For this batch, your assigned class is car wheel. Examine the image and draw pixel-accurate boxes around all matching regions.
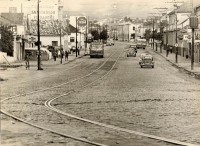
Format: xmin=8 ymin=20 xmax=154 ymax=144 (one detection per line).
xmin=152 ymin=65 xmax=154 ymax=68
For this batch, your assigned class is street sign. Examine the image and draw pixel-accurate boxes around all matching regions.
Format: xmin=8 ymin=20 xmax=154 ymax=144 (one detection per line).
xmin=77 ymin=17 xmax=87 ymax=27
xmin=175 ymin=43 xmax=178 ymax=47
xmin=190 ymin=14 xmax=198 ymax=29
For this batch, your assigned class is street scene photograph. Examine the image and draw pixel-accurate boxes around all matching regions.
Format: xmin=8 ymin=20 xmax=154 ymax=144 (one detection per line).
xmin=0 ymin=0 xmax=200 ymax=145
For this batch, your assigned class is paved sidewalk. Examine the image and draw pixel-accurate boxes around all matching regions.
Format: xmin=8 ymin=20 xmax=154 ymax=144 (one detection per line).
xmin=0 ymin=50 xmax=85 ymax=81
xmin=149 ymin=46 xmax=200 ymax=79
xmin=0 ymin=50 xmax=85 ymax=69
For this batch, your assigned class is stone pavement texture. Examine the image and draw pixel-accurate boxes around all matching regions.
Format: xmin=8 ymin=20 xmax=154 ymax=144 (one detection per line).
xmin=150 ymin=46 xmax=200 ymax=79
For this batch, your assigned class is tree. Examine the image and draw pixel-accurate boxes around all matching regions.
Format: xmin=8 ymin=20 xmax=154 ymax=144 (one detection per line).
xmin=91 ymin=30 xmax=100 ymax=40
xmin=100 ymin=30 xmax=108 ymax=40
xmin=0 ymin=25 xmax=14 ymax=56
xmin=143 ymin=29 xmax=152 ymax=41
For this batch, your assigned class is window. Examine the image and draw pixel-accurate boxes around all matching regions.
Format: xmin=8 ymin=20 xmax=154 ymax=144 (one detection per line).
xmin=52 ymin=41 xmax=58 ymax=46
xmin=133 ymin=27 xmax=135 ymax=30
xmin=131 ymin=33 xmax=135 ymax=39
xmin=70 ymin=37 xmax=75 ymax=42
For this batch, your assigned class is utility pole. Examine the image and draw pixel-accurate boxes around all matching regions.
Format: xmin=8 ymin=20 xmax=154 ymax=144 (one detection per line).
xmin=60 ymin=21 xmax=62 ymax=64
xmin=76 ymin=17 xmax=78 ymax=57
xmin=189 ymin=3 xmax=198 ymax=70
xmin=37 ymin=0 xmax=42 ymax=70
xmin=152 ymin=18 xmax=155 ymax=50
xmin=127 ymin=24 xmax=130 ymax=42
xmin=85 ymin=16 xmax=88 ymax=49
xmin=175 ymin=13 xmax=178 ymax=63
xmin=122 ymin=25 xmax=123 ymax=41
xmin=166 ymin=17 xmax=169 ymax=57
xmin=149 ymin=13 xmax=159 ymax=50
xmin=154 ymin=8 xmax=168 ymax=53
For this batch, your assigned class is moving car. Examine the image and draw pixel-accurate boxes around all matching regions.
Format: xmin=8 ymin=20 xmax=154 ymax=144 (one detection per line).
xmin=129 ymin=44 xmax=137 ymax=53
xmin=90 ymin=42 xmax=104 ymax=58
xmin=136 ymin=39 xmax=146 ymax=49
xmin=127 ymin=44 xmax=137 ymax=57
xmin=139 ymin=53 xmax=154 ymax=68
xmin=127 ymin=49 xmax=136 ymax=57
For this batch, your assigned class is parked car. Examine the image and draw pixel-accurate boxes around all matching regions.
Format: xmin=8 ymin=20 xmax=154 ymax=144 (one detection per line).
xmin=90 ymin=42 xmax=104 ymax=58
xmin=139 ymin=53 xmax=154 ymax=68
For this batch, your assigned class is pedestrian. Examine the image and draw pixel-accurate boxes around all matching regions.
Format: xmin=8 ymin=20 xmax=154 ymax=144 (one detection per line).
xmin=65 ymin=50 xmax=69 ymax=61
xmin=170 ymin=47 xmax=173 ymax=53
xmin=25 ymin=53 xmax=30 ymax=70
xmin=53 ymin=48 xmax=57 ymax=61
xmin=60 ymin=48 xmax=64 ymax=64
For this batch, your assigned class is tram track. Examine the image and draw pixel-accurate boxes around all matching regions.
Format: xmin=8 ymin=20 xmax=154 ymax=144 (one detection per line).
xmin=1 ymin=47 xmax=117 ymax=99
xmin=1 ymin=43 xmax=199 ymax=146
xmin=1 ymin=46 xmax=123 ymax=146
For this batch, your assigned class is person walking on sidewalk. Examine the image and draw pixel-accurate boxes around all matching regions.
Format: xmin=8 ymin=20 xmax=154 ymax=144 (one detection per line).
xmin=60 ymin=48 xmax=64 ymax=64
xmin=65 ymin=50 xmax=69 ymax=61
xmin=25 ymin=53 xmax=30 ymax=70
xmin=53 ymin=48 xmax=57 ymax=61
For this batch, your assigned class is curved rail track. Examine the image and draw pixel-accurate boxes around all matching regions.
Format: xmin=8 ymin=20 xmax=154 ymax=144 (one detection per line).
xmin=1 ymin=47 xmax=123 ymax=146
xmin=1 ymin=44 xmax=199 ymax=146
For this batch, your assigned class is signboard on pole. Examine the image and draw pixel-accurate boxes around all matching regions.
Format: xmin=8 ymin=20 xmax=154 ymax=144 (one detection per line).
xmin=77 ymin=17 xmax=87 ymax=27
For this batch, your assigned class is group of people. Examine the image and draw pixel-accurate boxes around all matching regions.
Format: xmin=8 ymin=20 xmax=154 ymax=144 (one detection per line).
xmin=52 ymin=48 xmax=69 ymax=63
xmin=24 ymin=47 xmax=70 ymax=70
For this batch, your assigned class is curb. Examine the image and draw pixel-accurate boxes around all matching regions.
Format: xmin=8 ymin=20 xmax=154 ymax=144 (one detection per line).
xmin=0 ymin=53 xmax=85 ymax=69
xmin=152 ymin=49 xmax=200 ymax=80
xmin=0 ymin=64 xmax=23 ymax=68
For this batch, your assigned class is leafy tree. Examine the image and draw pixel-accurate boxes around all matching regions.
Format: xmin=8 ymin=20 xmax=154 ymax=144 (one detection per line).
xmin=144 ymin=29 xmax=152 ymax=41
xmin=100 ymin=30 xmax=108 ymax=40
xmin=91 ymin=30 xmax=100 ymax=40
xmin=0 ymin=25 xmax=14 ymax=56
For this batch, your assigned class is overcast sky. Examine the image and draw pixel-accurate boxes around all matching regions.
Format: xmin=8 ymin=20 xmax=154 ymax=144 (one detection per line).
xmin=62 ymin=0 xmax=198 ymax=18
xmin=0 ymin=0 xmax=199 ymax=19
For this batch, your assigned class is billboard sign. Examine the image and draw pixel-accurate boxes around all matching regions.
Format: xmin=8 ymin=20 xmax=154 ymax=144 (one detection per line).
xmin=77 ymin=17 xmax=87 ymax=27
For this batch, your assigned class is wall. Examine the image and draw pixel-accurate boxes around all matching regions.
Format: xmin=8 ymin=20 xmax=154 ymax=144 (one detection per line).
xmin=0 ymin=52 xmax=16 ymax=64
xmin=39 ymin=34 xmax=85 ymax=49
xmin=40 ymin=35 xmax=65 ymax=47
